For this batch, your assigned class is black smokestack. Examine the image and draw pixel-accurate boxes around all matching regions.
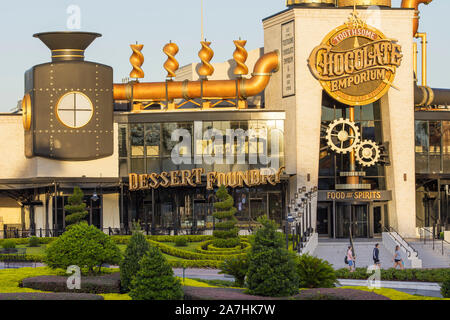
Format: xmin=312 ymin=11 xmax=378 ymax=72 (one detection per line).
xmin=33 ymin=31 xmax=101 ymax=62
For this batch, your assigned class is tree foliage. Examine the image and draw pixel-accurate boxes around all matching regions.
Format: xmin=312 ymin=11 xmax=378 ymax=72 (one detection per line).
xmin=45 ymin=222 xmax=122 ymax=274
xmin=296 ymin=254 xmax=338 ymax=289
xmin=120 ymin=225 xmax=151 ymax=292
xmin=129 ymin=245 xmax=183 ymax=300
xmin=64 ymin=187 xmax=88 ymax=225
xmin=246 ymin=216 xmax=299 ymax=297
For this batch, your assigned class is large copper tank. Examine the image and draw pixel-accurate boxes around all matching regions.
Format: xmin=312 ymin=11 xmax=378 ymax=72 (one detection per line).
xmin=337 ymin=0 xmax=391 ymax=7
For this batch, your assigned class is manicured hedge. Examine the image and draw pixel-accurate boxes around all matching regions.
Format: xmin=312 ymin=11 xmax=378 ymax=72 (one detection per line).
xmin=148 ymin=239 xmax=246 ymax=261
xmin=0 ymin=238 xmax=56 ymax=246
xmin=0 ymin=254 xmax=44 ymax=263
xmin=336 ymin=268 xmax=450 ymax=283
xmin=168 ymin=259 xmax=223 ymax=269
xmin=195 ymin=240 xmax=250 ymax=255
xmin=111 ymin=235 xmax=213 ymax=245
xmin=20 ymin=273 xmax=121 ymax=294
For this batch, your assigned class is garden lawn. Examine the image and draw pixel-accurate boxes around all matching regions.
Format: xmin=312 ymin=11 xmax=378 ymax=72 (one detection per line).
xmin=340 ymin=286 xmax=450 ymax=300
xmin=0 ymin=267 xmax=130 ymax=300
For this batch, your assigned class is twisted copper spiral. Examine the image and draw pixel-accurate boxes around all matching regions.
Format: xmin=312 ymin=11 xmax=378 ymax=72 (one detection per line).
xmin=233 ymin=40 xmax=248 ymax=76
xmin=198 ymin=41 xmax=214 ymax=77
xmin=163 ymin=42 xmax=179 ymax=78
xmin=129 ymin=44 xmax=145 ymax=79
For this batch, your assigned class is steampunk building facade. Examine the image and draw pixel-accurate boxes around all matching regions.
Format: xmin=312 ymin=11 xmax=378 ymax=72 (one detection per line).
xmin=0 ymin=0 xmax=448 ymax=239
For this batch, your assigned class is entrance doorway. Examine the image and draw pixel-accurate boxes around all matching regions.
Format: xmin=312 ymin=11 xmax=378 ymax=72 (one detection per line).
xmin=317 ymin=203 xmax=332 ymax=237
xmin=335 ymin=203 xmax=369 ymax=238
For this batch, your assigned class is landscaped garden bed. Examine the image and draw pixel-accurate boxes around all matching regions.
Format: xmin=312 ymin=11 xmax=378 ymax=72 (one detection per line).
xmin=21 ymin=272 xmax=121 ymax=294
xmin=0 ymin=292 xmax=104 ymax=300
xmin=182 ymin=286 xmax=390 ymax=300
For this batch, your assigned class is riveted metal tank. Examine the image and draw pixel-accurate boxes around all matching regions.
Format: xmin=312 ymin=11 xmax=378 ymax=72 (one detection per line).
xmin=286 ymin=0 xmax=335 ymax=7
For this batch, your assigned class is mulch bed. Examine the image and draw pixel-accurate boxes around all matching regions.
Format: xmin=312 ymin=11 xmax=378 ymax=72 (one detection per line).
xmin=183 ymin=287 xmax=390 ymax=300
xmin=0 ymin=293 xmax=103 ymax=300
xmin=21 ymin=272 xmax=121 ymax=294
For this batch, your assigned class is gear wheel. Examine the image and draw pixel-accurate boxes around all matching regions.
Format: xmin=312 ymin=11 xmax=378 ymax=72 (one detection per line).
xmin=325 ymin=118 xmax=361 ymax=154
xmin=355 ymin=140 xmax=381 ymax=167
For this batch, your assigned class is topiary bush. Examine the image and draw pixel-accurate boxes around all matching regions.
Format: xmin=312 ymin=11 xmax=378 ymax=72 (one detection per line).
xmin=45 ymin=222 xmax=122 ymax=274
xmin=174 ymin=236 xmax=188 ymax=247
xmin=246 ymin=216 xmax=299 ymax=297
xmin=441 ymin=277 xmax=450 ymax=298
xmin=64 ymin=187 xmax=88 ymax=225
xmin=28 ymin=236 xmax=40 ymax=248
xmin=296 ymin=254 xmax=338 ymax=289
xmin=212 ymin=185 xmax=239 ymax=248
xmin=120 ymin=227 xmax=151 ymax=293
xmin=219 ymin=255 xmax=248 ymax=287
xmin=129 ymin=245 xmax=184 ymax=300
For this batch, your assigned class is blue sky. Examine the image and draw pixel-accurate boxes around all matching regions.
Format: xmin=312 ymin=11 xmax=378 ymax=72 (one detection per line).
xmin=0 ymin=0 xmax=448 ymax=112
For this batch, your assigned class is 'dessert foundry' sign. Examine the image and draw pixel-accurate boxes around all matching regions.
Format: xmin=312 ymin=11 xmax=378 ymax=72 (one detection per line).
xmin=308 ymin=20 xmax=403 ymax=106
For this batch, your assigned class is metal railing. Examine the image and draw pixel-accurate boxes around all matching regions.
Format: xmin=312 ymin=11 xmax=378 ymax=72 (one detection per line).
xmin=419 ymin=226 xmax=450 ymax=256
xmin=384 ymin=226 xmax=419 ymax=258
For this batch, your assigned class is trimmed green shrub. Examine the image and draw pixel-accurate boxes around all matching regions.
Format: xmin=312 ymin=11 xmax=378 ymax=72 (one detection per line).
xmin=129 ymin=245 xmax=183 ymax=300
xmin=441 ymin=277 xmax=450 ymax=298
xmin=2 ymin=240 xmax=16 ymax=250
xmin=246 ymin=216 xmax=299 ymax=297
xmin=212 ymin=185 xmax=239 ymax=248
xmin=148 ymin=239 xmax=245 ymax=261
xmin=120 ymin=230 xmax=151 ymax=292
xmin=174 ymin=236 xmax=188 ymax=247
xmin=45 ymin=222 xmax=122 ymax=274
xmin=219 ymin=255 xmax=248 ymax=287
xmin=296 ymin=254 xmax=338 ymax=288
xmin=0 ymin=254 xmax=43 ymax=262
xmin=168 ymin=259 xmax=222 ymax=269
xmin=64 ymin=187 xmax=88 ymax=225
xmin=335 ymin=268 xmax=450 ymax=283
xmin=28 ymin=236 xmax=40 ymax=248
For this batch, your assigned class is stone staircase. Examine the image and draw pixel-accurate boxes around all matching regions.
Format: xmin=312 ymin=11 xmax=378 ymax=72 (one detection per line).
xmin=312 ymin=240 xmax=393 ymax=270
xmin=407 ymin=240 xmax=450 ymax=269
xmin=311 ymin=238 xmax=449 ymax=269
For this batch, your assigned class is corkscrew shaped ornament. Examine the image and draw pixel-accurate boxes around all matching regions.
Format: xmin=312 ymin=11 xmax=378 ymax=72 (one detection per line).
xmin=198 ymin=41 xmax=214 ymax=77
xmin=163 ymin=42 xmax=179 ymax=79
xmin=233 ymin=40 xmax=248 ymax=76
xmin=129 ymin=43 xmax=145 ymax=79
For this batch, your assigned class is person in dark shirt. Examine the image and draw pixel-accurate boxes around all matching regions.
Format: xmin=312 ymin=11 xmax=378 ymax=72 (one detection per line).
xmin=373 ymin=243 xmax=381 ymax=268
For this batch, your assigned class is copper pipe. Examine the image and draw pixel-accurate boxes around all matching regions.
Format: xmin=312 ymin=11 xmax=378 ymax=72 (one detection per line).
xmin=401 ymin=0 xmax=433 ymax=36
xmin=416 ymin=32 xmax=427 ymax=87
xmin=413 ymin=41 xmax=418 ymax=82
xmin=113 ymin=51 xmax=279 ymax=101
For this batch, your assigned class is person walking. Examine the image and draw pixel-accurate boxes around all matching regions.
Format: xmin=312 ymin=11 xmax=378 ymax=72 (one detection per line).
xmin=393 ymin=245 xmax=404 ymax=269
xmin=347 ymin=245 xmax=355 ymax=272
xmin=373 ymin=243 xmax=381 ymax=268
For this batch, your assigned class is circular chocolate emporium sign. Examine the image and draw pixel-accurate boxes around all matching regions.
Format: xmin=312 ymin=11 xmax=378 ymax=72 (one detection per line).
xmin=308 ymin=19 xmax=403 ymax=106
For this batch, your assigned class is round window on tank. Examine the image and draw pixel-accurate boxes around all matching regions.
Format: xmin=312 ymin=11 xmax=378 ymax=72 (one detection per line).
xmin=56 ymin=92 xmax=93 ymax=128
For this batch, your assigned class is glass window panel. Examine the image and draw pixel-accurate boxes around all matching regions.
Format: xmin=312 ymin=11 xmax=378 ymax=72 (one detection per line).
xmin=321 ymin=106 xmax=334 ymax=121
xmin=146 ymin=158 xmax=160 ymax=173
xmin=118 ymin=125 xmax=127 ymax=157
xmin=415 ymin=121 xmax=429 ymax=153
xmin=429 ymin=121 xmax=441 ymax=156
xmin=361 ymin=103 xmax=374 ymax=120
xmin=162 ymin=123 xmax=192 ymax=156
xmin=131 ymin=158 xmax=144 ymax=174
xmin=145 ymin=123 xmax=160 ymax=157
xmin=58 ymin=110 xmax=75 ymax=127
xmin=130 ymin=124 xmax=144 ymax=157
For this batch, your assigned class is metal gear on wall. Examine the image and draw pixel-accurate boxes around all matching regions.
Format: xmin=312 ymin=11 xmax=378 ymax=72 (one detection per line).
xmin=355 ymin=140 xmax=381 ymax=167
xmin=325 ymin=118 xmax=361 ymax=154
